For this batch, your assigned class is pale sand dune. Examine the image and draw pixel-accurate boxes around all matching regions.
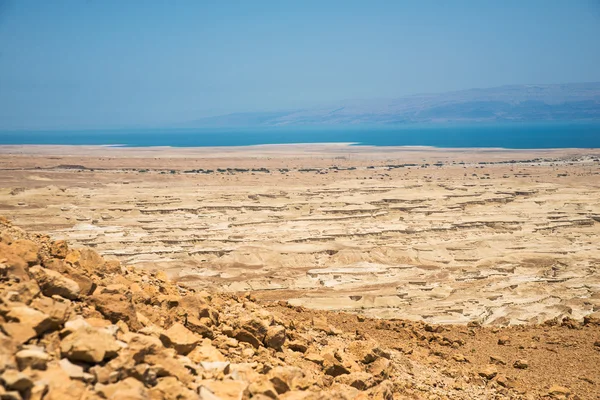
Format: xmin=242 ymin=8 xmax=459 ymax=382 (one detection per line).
xmin=1 ymin=144 xmax=599 ymax=326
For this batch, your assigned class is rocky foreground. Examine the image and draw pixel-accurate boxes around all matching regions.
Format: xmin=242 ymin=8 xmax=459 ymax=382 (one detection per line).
xmin=1 ymin=217 xmax=599 ymax=399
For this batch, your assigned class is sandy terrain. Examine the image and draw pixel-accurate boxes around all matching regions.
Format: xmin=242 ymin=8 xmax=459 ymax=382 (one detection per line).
xmin=1 ymin=144 xmax=599 ymax=326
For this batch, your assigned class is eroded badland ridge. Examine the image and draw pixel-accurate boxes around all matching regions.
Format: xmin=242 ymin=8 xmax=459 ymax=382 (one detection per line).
xmin=0 ymin=145 xmax=599 ymax=399
xmin=1 ymin=217 xmax=600 ymax=400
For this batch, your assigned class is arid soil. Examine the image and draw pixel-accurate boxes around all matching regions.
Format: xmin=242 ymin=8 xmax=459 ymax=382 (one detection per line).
xmin=1 ymin=218 xmax=599 ymax=399
xmin=1 ymin=145 xmax=599 ymax=328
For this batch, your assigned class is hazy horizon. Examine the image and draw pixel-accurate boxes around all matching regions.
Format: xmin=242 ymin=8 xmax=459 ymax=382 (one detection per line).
xmin=1 ymin=1 xmax=600 ymax=129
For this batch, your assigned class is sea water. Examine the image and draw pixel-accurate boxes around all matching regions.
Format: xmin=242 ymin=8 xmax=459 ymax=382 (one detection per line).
xmin=0 ymin=122 xmax=599 ymax=148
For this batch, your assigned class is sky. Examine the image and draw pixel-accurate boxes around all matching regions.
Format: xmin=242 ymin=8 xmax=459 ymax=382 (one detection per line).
xmin=0 ymin=0 xmax=599 ymax=129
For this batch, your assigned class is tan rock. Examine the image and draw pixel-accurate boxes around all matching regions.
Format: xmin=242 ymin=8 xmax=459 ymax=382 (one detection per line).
xmin=248 ymin=376 xmax=279 ymax=399
xmin=159 ymin=322 xmax=200 ymax=355
xmin=235 ymin=317 xmax=269 ymax=348
xmin=185 ymin=315 xmax=214 ymax=339
xmin=42 ymin=258 xmax=96 ymax=296
xmin=452 ymin=353 xmax=469 ymax=363
xmin=35 ymin=364 xmax=89 ymax=400
xmin=90 ymin=292 xmax=142 ymax=331
xmin=96 ymin=377 xmax=148 ymax=399
xmin=496 ymin=375 xmax=515 ymax=389
xmin=304 ymin=352 xmax=325 ymax=366
xmin=347 ymin=340 xmax=388 ymax=364
xmin=60 ymin=326 xmax=120 ymax=363
xmin=311 ymin=315 xmax=330 ymax=332
xmin=9 ymin=239 xmax=39 ymax=265
xmin=335 ymin=372 xmax=375 ymax=390
xmin=58 ymin=358 xmax=94 ymax=382
xmin=0 ymin=369 xmax=34 ymax=391
xmin=478 ymin=366 xmax=498 ymax=379
xmin=15 ymin=348 xmax=50 ymax=370
xmin=49 ymin=240 xmax=68 ymax=258
xmin=323 ymin=353 xmax=350 ymax=377
xmin=29 ymin=265 xmax=80 ymax=300
xmin=198 ymin=380 xmax=248 ymax=400
xmin=287 ymin=340 xmax=308 ymax=353
xmin=513 ymin=359 xmax=528 ymax=369
xmin=268 ymin=366 xmax=304 ymax=394
xmin=30 ymin=296 xmax=71 ymax=328
xmin=367 ymin=357 xmax=391 ymax=378
xmin=264 ymin=325 xmax=286 ymax=350
xmin=547 ymin=385 xmax=571 ymax=399
xmin=3 ymin=305 xmax=53 ymax=343
xmin=188 ymin=340 xmax=226 ymax=363
xmin=148 ymin=376 xmax=197 ymax=400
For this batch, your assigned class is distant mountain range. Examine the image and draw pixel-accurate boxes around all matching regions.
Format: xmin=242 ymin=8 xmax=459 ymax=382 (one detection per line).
xmin=183 ymin=83 xmax=600 ymax=127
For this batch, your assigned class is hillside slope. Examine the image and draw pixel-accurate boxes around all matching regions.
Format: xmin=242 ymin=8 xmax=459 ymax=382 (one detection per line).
xmin=1 ymin=217 xmax=599 ymax=399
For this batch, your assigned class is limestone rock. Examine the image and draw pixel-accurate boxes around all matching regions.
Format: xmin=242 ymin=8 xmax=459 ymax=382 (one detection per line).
xmin=3 ymin=305 xmax=53 ymax=344
xmin=96 ymin=377 xmax=148 ymax=399
xmin=49 ymin=240 xmax=68 ymax=258
xmin=335 ymin=372 xmax=375 ymax=390
xmin=268 ymin=366 xmax=304 ymax=394
xmin=148 ymin=376 xmax=197 ymax=400
xmin=60 ymin=326 xmax=120 ymax=363
xmin=0 ymin=369 xmax=34 ymax=391
xmin=547 ymin=385 xmax=571 ymax=399
xmin=248 ymin=376 xmax=279 ymax=399
xmin=187 ymin=340 xmax=226 ymax=363
xmin=478 ymin=366 xmax=497 ymax=379
xmin=159 ymin=322 xmax=200 ymax=355
xmin=9 ymin=239 xmax=39 ymax=266
xmin=15 ymin=348 xmax=50 ymax=370
xmin=323 ymin=353 xmax=350 ymax=377
xmin=185 ymin=315 xmax=214 ymax=339
xmin=198 ymin=380 xmax=248 ymax=400
xmin=90 ymin=292 xmax=142 ymax=331
xmin=29 ymin=265 xmax=80 ymax=300
xmin=513 ymin=359 xmax=528 ymax=369
xmin=264 ymin=325 xmax=286 ymax=350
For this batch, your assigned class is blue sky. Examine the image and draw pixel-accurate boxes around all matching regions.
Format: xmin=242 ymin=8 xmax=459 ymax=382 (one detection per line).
xmin=1 ymin=0 xmax=599 ymax=129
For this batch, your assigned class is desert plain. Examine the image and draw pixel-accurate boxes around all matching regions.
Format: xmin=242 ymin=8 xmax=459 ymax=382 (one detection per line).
xmin=1 ymin=144 xmax=599 ymax=327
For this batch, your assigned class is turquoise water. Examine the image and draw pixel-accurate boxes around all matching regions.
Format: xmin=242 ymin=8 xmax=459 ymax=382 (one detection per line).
xmin=0 ymin=123 xmax=599 ymax=148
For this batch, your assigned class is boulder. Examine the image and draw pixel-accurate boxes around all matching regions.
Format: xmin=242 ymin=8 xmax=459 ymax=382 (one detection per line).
xmin=335 ymin=372 xmax=375 ymax=390
xmin=185 ymin=315 xmax=214 ymax=339
xmin=547 ymin=385 xmax=571 ymax=399
xmin=90 ymin=293 xmax=142 ymax=331
xmin=148 ymin=376 xmax=197 ymax=400
xmin=268 ymin=366 xmax=304 ymax=394
xmin=248 ymin=376 xmax=278 ymax=399
xmin=58 ymin=358 xmax=94 ymax=382
xmin=60 ymin=326 xmax=120 ymax=363
xmin=29 ymin=265 xmax=80 ymax=300
xmin=264 ymin=325 xmax=286 ymax=350
xmin=478 ymin=366 xmax=498 ymax=380
xmin=197 ymin=380 xmax=248 ymax=400
xmin=9 ymin=239 xmax=39 ymax=266
xmin=3 ymin=305 xmax=53 ymax=344
xmin=0 ymin=369 xmax=34 ymax=391
xmin=49 ymin=240 xmax=68 ymax=258
xmin=96 ymin=377 xmax=148 ymax=399
xmin=159 ymin=322 xmax=200 ymax=355
xmin=15 ymin=348 xmax=50 ymax=370
xmin=187 ymin=340 xmax=226 ymax=363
